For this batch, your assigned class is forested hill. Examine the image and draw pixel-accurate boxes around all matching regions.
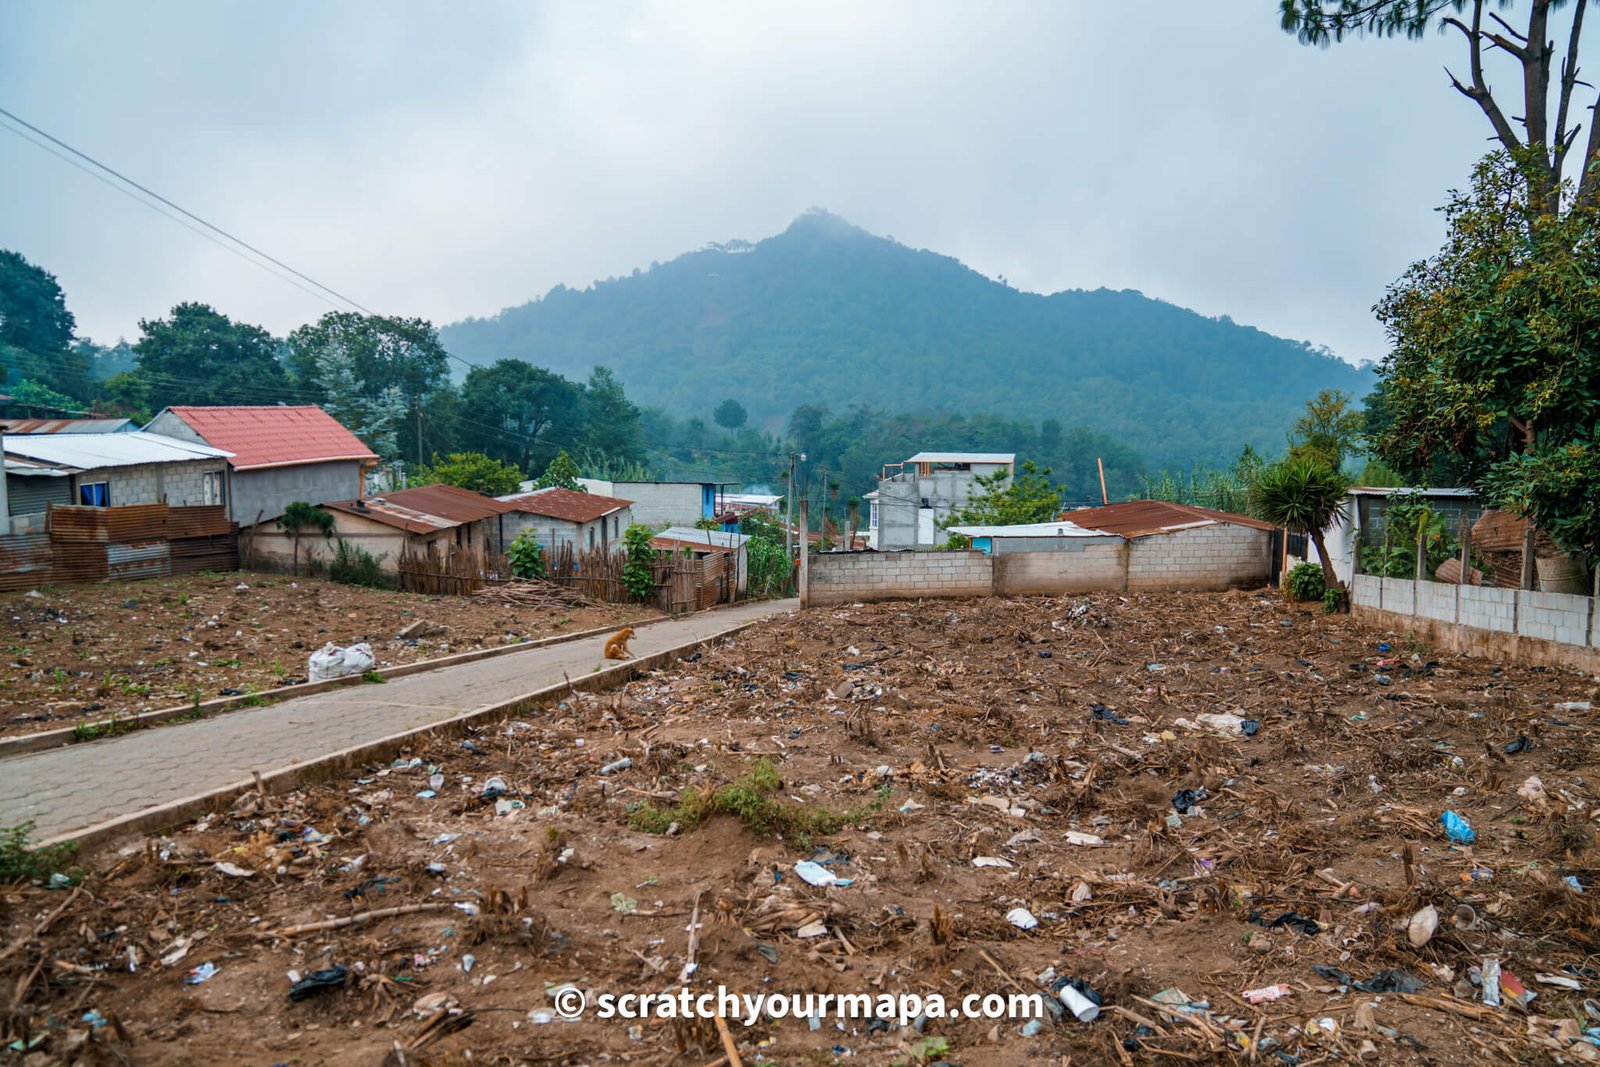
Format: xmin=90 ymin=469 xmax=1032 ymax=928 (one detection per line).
xmin=441 ymin=210 xmax=1373 ymax=469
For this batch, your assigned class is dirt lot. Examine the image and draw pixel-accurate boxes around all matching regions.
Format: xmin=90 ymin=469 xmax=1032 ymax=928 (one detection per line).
xmin=4 ymin=589 xmax=1600 ymax=1065
xmin=0 ymin=573 xmax=660 ymax=738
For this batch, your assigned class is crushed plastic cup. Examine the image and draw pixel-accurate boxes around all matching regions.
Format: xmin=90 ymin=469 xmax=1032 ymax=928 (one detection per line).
xmin=1441 ymin=810 xmax=1476 ymax=845
xmin=794 ymin=860 xmax=838 ymax=887
xmin=1056 ymin=979 xmax=1102 ymax=1022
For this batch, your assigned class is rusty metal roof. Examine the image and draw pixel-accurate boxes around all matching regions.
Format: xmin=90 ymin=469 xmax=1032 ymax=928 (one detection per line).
xmin=0 ymin=418 xmax=136 ymax=434
xmin=497 ymin=487 xmax=633 ymax=523
xmin=321 ymin=483 xmax=518 ymax=534
xmin=1059 ymin=501 xmax=1277 ymax=538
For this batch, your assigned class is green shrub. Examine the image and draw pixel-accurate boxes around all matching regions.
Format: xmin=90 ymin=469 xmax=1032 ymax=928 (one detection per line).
xmin=507 ymin=530 xmax=547 ymax=580
xmin=0 ymin=821 xmax=79 ymax=885
xmin=1286 ymin=561 xmax=1326 ymax=602
xmin=622 ymin=524 xmax=658 ymax=601
xmin=328 ymin=538 xmax=386 ymax=587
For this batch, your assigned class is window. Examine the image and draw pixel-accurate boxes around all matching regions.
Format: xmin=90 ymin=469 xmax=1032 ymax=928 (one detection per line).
xmin=202 ymin=471 xmax=225 ymax=506
xmin=588 ymin=525 xmax=596 ymax=548
xmin=79 ymin=482 xmax=109 ymax=507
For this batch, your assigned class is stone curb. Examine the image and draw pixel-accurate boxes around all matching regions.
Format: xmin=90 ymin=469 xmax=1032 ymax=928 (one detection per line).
xmin=0 ymin=615 xmax=666 ymax=760
xmin=39 ymin=617 xmax=767 ymax=853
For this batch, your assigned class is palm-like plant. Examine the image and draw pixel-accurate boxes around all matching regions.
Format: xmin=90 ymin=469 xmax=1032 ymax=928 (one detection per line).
xmin=1253 ymin=456 xmax=1351 ymax=588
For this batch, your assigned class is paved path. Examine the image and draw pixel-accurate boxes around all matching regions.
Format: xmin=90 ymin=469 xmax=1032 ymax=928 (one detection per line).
xmin=0 ymin=600 xmax=796 ymax=841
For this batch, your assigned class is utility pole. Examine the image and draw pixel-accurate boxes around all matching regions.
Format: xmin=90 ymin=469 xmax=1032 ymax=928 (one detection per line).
xmin=786 ymin=451 xmax=805 ymax=562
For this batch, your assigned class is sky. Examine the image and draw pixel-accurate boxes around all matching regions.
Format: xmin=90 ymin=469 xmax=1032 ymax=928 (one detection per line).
xmin=0 ymin=2 xmax=1539 ymax=366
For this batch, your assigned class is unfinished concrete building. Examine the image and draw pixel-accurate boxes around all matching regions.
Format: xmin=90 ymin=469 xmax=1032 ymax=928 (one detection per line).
xmin=867 ymin=452 xmax=1014 ymax=550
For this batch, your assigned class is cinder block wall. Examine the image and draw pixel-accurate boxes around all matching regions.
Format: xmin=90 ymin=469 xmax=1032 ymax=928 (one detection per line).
xmin=993 ymin=541 xmax=1126 ymax=594
xmin=1127 ymin=525 xmax=1271 ymax=591
xmin=808 ymin=551 xmax=994 ymax=605
xmin=82 ymin=461 xmax=226 ymax=508
xmin=1351 ymin=574 xmax=1600 ymax=671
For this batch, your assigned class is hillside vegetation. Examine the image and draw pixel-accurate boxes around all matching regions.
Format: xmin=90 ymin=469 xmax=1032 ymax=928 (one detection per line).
xmin=442 ymin=210 xmax=1371 ymax=471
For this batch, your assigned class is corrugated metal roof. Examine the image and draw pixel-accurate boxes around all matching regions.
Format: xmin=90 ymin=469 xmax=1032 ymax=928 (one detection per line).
xmin=2 ymin=431 xmax=232 ymax=470
xmin=948 ymin=520 xmax=1112 ymax=538
xmin=321 ymin=483 xmax=518 ymax=534
xmin=653 ymin=526 xmax=749 ymax=551
xmin=159 ymin=406 xmax=378 ymax=470
xmin=1348 ymin=486 xmax=1476 ymax=497
xmin=0 ymin=418 xmax=136 ymax=434
xmin=1061 ymin=501 xmax=1277 ymax=538
xmin=905 ymin=452 xmax=1015 ymax=464
xmin=497 ymin=487 xmax=633 ymax=523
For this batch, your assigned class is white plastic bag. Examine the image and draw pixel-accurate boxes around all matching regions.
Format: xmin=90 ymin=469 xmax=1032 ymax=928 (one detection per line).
xmin=308 ymin=642 xmax=376 ymax=682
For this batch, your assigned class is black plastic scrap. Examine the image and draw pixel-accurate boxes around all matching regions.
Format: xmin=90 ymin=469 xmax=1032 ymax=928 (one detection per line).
xmin=1250 ymin=910 xmax=1321 ymax=936
xmin=1090 ymin=705 xmax=1129 ymax=725
xmin=289 ymin=965 xmax=349 ymax=1001
xmin=1313 ymin=964 xmax=1423 ymax=994
xmin=1503 ymin=735 xmax=1532 ymax=754
xmin=1171 ymin=787 xmax=1208 ymax=814
xmin=1240 ymin=719 xmax=1261 ymax=737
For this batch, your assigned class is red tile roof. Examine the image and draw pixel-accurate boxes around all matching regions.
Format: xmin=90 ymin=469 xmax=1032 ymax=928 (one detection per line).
xmin=498 ymin=487 xmax=633 ymax=523
xmin=1060 ymin=501 xmax=1277 ymax=538
xmin=163 ymin=406 xmax=378 ymax=471
xmin=321 ymin=483 xmax=518 ymax=534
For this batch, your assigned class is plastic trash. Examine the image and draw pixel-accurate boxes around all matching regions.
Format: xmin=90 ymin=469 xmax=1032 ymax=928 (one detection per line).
xmin=1251 ymin=910 xmax=1320 ymax=935
xmin=794 ymin=860 xmax=838 ymax=887
xmin=1090 ymin=705 xmax=1129 ymax=725
xmin=1556 ymin=701 xmax=1593 ymax=712
xmin=185 ymin=962 xmax=218 ymax=985
xmin=1171 ymin=788 xmax=1207 ymax=814
xmin=1239 ymin=718 xmax=1261 ymax=736
xmin=480 ymin=777 xmax=507 ymax=800
xmin=1005 ymin=907 xmax=1039 ymax=930
xmin=1441 ymin=810 xmax=1476 ymax=845
xmin=1243 ymin=984 xmax=1292 ymax=1003
xmin=1503 ymin=735 xmax=1531 ymax=754
xmin=1054 ymin=978 xmax=1102 ymax=1022
xmin=600 ymin=757 xmax=633 ymax=775
xmin=308 ymin=642 xmax=376 ymax=682
xmin=289 ymin=965 xmax=348 ymax=1001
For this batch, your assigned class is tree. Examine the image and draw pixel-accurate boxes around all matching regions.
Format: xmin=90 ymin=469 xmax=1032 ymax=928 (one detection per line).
xmin=1482 ymin=432 xmax=1600 ymax=560
xmin=1288 ymin=389 xmax=1364 ymax=469
xmin=91 ymin=372 xmax=152 ymax=422
xmin=945 ymin=460 xmax=1063 ymax=527
xmin=313 ymin=341 xmax=406 ymax=459
xmin=458 ymin=360 xmax=583 ymax=472
xmin=1252 ymin=456 xmax=1352 ymax=587
xmin=277 ymin=500 xmax=334 ymax=577
xmin=1280 ymin=0 xmax=1600 ymax=211
xmin=581 ymin=366 xmax=643 ymax=465
xmin=0 ymin=250 xmax=75 ymax=389
xmin=713 ymin=398 xmax=748 ymax=430
xmin=134 ymin=302 xmax=287 ymax=406
xmin=286 ymin=312 xmax=450 ymax=464
xmin=8 ymin=379 xmax=82 ymax=414
xmin=532 ymin=449 xmax=584 ymax=491
xmin=1372 ymin=152 xmax=1600 ymax=484
xmin=412 ymin=452 xmax=524 ymax=496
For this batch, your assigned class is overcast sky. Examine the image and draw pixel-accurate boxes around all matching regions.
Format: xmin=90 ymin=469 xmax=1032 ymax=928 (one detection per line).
xmin=0 ymin=2 xmax=1528 ymax=365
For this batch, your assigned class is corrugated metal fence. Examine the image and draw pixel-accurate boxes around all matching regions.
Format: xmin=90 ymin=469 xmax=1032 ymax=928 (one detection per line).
xmin=0 ymin=504 xmax=238 ymax=589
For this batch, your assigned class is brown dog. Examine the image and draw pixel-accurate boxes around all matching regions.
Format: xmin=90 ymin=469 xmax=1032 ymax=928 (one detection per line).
xmin=604 ymin=626 xmax=636 ymax=660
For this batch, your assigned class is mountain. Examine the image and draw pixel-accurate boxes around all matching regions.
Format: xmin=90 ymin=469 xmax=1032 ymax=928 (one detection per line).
xmin=441 ymin=210 xmax=1373 ymax=470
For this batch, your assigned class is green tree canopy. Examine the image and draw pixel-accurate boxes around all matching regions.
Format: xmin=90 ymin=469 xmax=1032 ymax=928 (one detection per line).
xmin=0 ymin=250 xmax=77 ymax=394
xmin=1253 ymin=456 xmax=1352 ymax=586
xmin=945 ymin=460 xmax=1064 ymax=527
xmin=134 ymin=302 xmax=287 ymax=406
xmin=411 ymin=452 xmax=524 ymax=496
xmin=580 ymin=365 xmax=643 ymax=465
xmin=713 ymin=398 xmax=748 ymax=430
xmin=532 ymin=449 xmax=584 ymax=491
xmin=1288 ymin=389 xmax=1364 ymax=469
xmin=458 ymin=359 xmax=583 ymax=472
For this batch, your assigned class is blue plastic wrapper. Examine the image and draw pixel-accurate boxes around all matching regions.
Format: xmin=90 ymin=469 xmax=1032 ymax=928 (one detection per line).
xmin=1441 ymin=810 xmax=1475 ymax=844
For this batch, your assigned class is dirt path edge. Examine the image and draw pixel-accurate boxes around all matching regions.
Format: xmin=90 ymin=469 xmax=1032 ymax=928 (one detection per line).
xmin=36 ymin=615 xmax=769 ymax=853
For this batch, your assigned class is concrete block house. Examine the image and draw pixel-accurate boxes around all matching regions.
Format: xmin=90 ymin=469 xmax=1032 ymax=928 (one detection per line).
xmin=145 ymin=406 xmax=378 ymax=526
xmin=868 ymin=452 xmax=1015 ymax=550
xmin=3 ymin=432 xmax=232 ymax=519
xmin=496 ymin=486 xmax=634 ymax=552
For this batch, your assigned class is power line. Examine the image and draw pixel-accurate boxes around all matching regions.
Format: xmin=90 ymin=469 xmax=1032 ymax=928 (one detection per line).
xmin=0 ymin=105 xmax=378 ymax=317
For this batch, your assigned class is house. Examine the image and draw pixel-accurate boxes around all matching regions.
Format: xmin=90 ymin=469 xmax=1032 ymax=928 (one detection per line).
xmin=145 ymin=406 xmax=378 ymax=526
xmin=869 ymin=452 xmax=1015 ymax=550
xmin=1061 ymin=500 xmax=1277 ymax=590
xmin=577 ymin=478 xmax=740 ymax=528
xmin=0 ymin=417 xmax=136 ymax=434
xmin=3 ymin=432 xmax=232 ymax=519
xmin=1315 ymin=487 xmax=1485 ymax=587
xmin=947 ymin=519 xmax=1118 ymax=555
xmin=496 ymin=486 xmax=634 ymax=552
xmin=652 ymin=525 xmax=750 ymax=598
xmin=714 ymin=491 xmax=783 ymax=529
xmin=265 ymin=483 xmax=520 ymax=577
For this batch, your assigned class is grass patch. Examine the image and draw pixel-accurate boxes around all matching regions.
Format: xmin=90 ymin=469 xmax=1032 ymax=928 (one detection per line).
xmin=361 ymin=669 xmax=386 ymax=684
xmin=71 ymin=714 xmax=141 ymax=743
xmin=0 ymin=821 xmax=80 ymax=885
xmin=629 ymin=758 xmax=886 ymax=848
